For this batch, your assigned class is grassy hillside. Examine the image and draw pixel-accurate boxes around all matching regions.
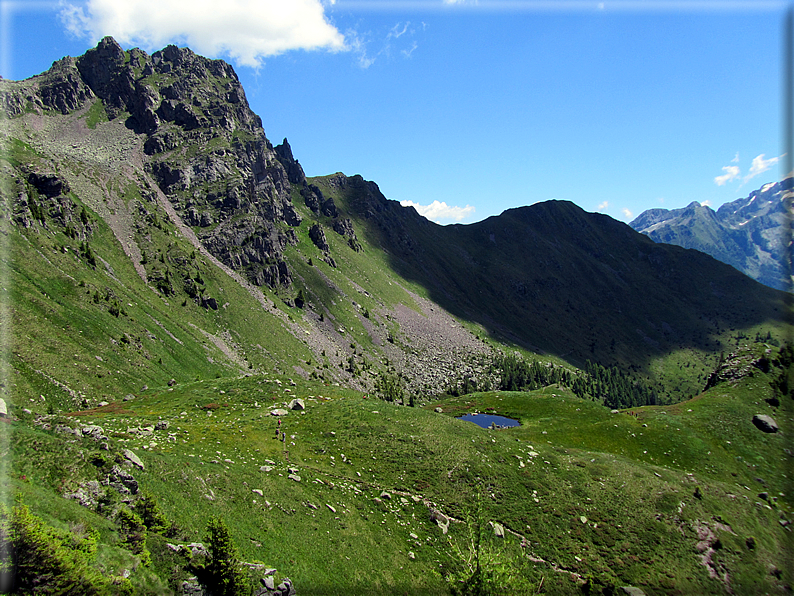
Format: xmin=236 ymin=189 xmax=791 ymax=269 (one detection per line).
xmin=3 ymin=340 xmax=792 ymax=594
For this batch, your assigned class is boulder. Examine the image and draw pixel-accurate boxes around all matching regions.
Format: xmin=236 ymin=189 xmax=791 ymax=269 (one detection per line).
xmin=81 ymin=424 xmax=106 ymax=441
xmin=270 ymin=409 xmax=288 ymax=417
xmin=288 ymin=399 xmax=305 ymax=411
xmin=752 ymin=414 xmax=778 ymax=433
xmin=155 ymin=420 xmax=170 ymax=430
xmin=429 ymin=508 xmax=450 ymax=534
xmin=63 ymin=480 xmax=103 ymax=508
xmin=434 ymin=407 xmax=443 ymax=413
xmin=277 ymin=579 xmax=296 ymax=596
xmin=28 ymin=172 xmax=70 ymax=198
xmin=492 ymin=522 xmax=505 ymax=538
xmin=181 ymin=577 xmax=204 ymax=596
xmin=620 ymin=587 xmax=646 ymax=596
xmin=255 ymin=576 xmax=295 ymax=596
xmin=54 ymin=425 xmax=79 ymax=436
xmin=0 ymin=397 xmax=9 ymax=417
xmin=201 ymin=296 xmax=218 ymax=310
xmin=123 ymin=449 xmax=145 ymax=470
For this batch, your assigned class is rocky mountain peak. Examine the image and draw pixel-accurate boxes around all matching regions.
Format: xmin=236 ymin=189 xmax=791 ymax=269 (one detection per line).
xmin=275 ymin=138 xmax=306 ymax=185
xmin=630 ymin=176 xmax=793 ymax=292
xmin=2 ymin=37 xmax=306 ymax=291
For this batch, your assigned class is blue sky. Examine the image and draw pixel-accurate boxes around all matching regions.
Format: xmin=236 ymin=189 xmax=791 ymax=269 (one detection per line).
xmin=2 ymin=0 xmax=790 ymax=224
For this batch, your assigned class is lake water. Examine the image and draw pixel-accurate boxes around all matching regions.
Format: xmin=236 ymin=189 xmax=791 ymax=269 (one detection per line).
xmin=457 ymin=413 xmax=520 ymax=429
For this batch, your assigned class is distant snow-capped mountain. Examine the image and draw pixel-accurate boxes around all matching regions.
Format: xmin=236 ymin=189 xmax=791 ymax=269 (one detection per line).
xmin=630 ymin=177 xmax=792 ymax=292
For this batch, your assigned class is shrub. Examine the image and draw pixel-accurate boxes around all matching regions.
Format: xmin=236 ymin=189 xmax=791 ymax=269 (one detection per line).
xmin=375 ymin=371 xmax=404 ymax=403
xmin=134 ymin=492 xmax=169 ymax=535
xmin=0 ymin=503 xmax=129 ymax=595
xmin=116 ymin=507 xmax=150 ymax=565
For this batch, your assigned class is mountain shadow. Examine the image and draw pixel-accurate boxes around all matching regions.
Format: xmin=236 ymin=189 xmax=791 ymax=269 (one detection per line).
xmin=309 ymin=173 xmax=792 ymax=376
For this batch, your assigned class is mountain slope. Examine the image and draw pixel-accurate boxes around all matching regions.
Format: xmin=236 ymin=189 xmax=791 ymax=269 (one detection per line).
xmin=630 ymin=178 xmax=793 ymax=292
xmin=304 ymin=173 xmax=791 ymax=398
xmin=2 ymin=37 xmax=794 ymax=596
xmin=1 ymin=36 xmax=792 ymax=407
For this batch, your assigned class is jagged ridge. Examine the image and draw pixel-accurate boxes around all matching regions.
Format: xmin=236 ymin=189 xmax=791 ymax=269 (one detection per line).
xmin=630 ymin=177 xmax=793 ymax=292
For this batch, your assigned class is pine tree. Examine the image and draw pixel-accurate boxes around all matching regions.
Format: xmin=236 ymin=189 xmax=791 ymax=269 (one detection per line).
xmin=200 ymin=516 xmax=250 ymax=596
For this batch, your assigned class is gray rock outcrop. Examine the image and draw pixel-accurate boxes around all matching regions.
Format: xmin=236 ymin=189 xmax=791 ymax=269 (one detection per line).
xmin=105 ymin=465 xmax=139 ymax=495
xmin=332 ymin=218 xmax=362 ymax=252
xmin=308 ymin=224 xmax=330 ymax=253
xmin=255 ymin=576 xmax=295 ymax=596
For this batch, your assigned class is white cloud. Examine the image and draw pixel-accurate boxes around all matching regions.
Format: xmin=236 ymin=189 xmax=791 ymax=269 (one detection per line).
xmin=597 ymin=201 xmax=608 ymax=212
xmin=701 ymin=200 xmax=711 ymax=207
xmin=58 ymin=0 xmax=345 ymax=68
xmin=621 ymin=208 xmax=633 ymax=219
xmin=402 ymin=41 xmax=418 ymax=58
xmin=400 ymin=200 xmax=474 ymax=223
xmin=387 ymin=22 xmax=410 ymax=39
xmin=714 ymin=165 xmax=740 ymax=186
xmin=731 ymin=152 xmax=739 ymax=163
xmin=744 ymin=153 xmax=783 ymax=183
xmin=344 ymin=20 xmax=420 ymax=68
xmin=345 ymin=29 xmax=376 ymax=68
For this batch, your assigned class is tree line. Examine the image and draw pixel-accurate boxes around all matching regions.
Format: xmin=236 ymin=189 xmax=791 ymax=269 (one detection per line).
xmin=489 ymin=353 xmax=658 ymax=410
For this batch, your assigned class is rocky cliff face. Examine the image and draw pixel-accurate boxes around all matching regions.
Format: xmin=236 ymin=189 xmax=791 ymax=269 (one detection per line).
xmin=630 ymin=177 xmax=793 ymax=292
xmin=2 ymin=36 xmax=302 ymax=290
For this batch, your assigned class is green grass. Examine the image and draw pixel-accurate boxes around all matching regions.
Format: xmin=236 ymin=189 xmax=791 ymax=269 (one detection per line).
xmin=82 ymin=99 xmax=109 ymax=129
xmin=8 ymin=351 xmax=792 ymax=594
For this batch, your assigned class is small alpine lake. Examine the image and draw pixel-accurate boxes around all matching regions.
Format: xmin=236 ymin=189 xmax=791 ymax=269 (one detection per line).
xmin=457 ymin=412 xmax=521 ymax=429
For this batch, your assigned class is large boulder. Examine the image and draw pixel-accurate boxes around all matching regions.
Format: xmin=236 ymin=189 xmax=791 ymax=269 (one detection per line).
xmin=81 ymin=424 xmax=107 ymax=441
xmin=288 ymin=399 xmax=305 ymax=411
xmin=429 ymin=508 xmax=450 ymax=534
xmin=752 ymin=414 xmax=778 ymax=433
xmin=0 ymin=397 xmax=6 ymax=418
xmin=123 ymin=449 xmax=145 ymax=470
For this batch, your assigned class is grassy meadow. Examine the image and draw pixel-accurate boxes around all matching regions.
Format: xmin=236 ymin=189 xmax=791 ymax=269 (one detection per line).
xmin=5 ymin=341 xmax=792 ymax=594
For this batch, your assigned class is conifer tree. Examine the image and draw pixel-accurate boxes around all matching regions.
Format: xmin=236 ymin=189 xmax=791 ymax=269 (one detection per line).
xmin=200 ymin=516 xmax=250 ymax=596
